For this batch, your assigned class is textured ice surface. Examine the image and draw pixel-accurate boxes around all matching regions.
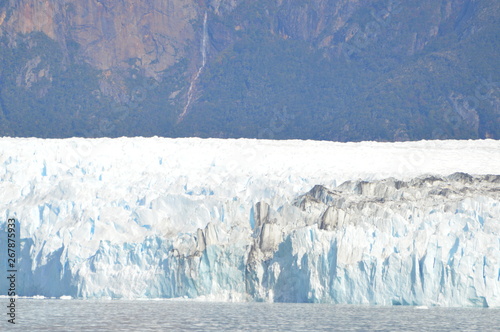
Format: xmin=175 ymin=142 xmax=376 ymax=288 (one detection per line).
xmin=0 ymin=138 xmax=499 ymax=306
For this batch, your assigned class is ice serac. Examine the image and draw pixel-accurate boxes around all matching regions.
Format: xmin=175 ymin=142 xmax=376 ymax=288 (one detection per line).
xmin=0 ymin=138 xmax=500 ymax=306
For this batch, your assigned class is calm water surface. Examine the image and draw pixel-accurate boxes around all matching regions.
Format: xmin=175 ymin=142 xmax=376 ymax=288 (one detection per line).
xmin=3 ymin=299 xmax=499 ymax=331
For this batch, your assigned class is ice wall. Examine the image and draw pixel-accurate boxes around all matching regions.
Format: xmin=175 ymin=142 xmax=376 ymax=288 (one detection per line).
xmin=0 ymin=138 xmax=499 ymax=306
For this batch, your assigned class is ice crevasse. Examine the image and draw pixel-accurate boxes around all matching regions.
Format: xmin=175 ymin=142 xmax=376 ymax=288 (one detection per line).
xmin=0 ymin=137 xmax=499 ymax=307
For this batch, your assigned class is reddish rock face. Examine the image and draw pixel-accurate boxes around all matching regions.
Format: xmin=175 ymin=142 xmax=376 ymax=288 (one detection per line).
xmin=0 ymin=0 xmax=473 ymax=78
xmin=1 ymin=0 xmax=198 ymax=77
xmin=0 ymin=0 xmax=494 ymax=140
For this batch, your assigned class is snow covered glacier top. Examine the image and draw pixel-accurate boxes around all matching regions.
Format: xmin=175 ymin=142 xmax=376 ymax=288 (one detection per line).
xmin=0 ymin=138 xmax=499 ymax=306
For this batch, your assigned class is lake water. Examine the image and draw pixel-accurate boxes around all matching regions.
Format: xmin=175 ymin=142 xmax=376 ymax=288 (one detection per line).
xmin=3 ymin=299 xmax=499 ymax=331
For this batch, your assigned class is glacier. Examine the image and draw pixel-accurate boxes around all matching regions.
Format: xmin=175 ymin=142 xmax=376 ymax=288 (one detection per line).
xmin=0 ymin=137 xmax=500 ymax=307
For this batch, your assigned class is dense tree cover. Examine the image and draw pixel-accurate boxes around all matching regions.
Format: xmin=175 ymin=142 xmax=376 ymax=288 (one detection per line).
xmin=0 ymin=32 xmax=184 ymax=138
xmin=177 ymin=0 xmax=499 ymax=141
xmin=0 ymin=0 xmax=498 ymax=140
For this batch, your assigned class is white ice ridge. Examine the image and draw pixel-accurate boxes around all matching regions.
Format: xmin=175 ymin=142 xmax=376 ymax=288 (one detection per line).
xmin=0 ymin=138 xmax=499 ymax=306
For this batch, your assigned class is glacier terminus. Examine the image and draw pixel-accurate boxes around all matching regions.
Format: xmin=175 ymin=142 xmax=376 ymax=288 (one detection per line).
xmin=0 ymin=138 xmax=499 ymax=307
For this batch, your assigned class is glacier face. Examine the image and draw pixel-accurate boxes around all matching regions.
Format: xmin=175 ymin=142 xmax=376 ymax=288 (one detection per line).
xmin=0 ymin=138 xmax=500 ymax=307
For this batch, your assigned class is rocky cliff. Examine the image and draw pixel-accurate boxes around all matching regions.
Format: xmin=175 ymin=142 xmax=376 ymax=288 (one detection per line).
xmin=1 ymin=0 xmax=197 ymax=74
xmin=0 ymin=0 xmax=498 ymax=140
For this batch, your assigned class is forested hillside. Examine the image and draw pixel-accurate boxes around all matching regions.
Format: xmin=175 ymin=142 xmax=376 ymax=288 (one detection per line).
xmin=0 ymin=0 xmax=498 ymax=140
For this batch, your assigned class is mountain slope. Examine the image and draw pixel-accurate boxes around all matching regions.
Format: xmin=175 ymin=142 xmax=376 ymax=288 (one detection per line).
xmin=0 ymin=0 xmax=498 ymax=140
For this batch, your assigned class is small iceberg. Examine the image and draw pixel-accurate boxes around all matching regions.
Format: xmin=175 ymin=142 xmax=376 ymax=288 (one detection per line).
xmin=414 ymin=305 xmax=429 ymax=310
